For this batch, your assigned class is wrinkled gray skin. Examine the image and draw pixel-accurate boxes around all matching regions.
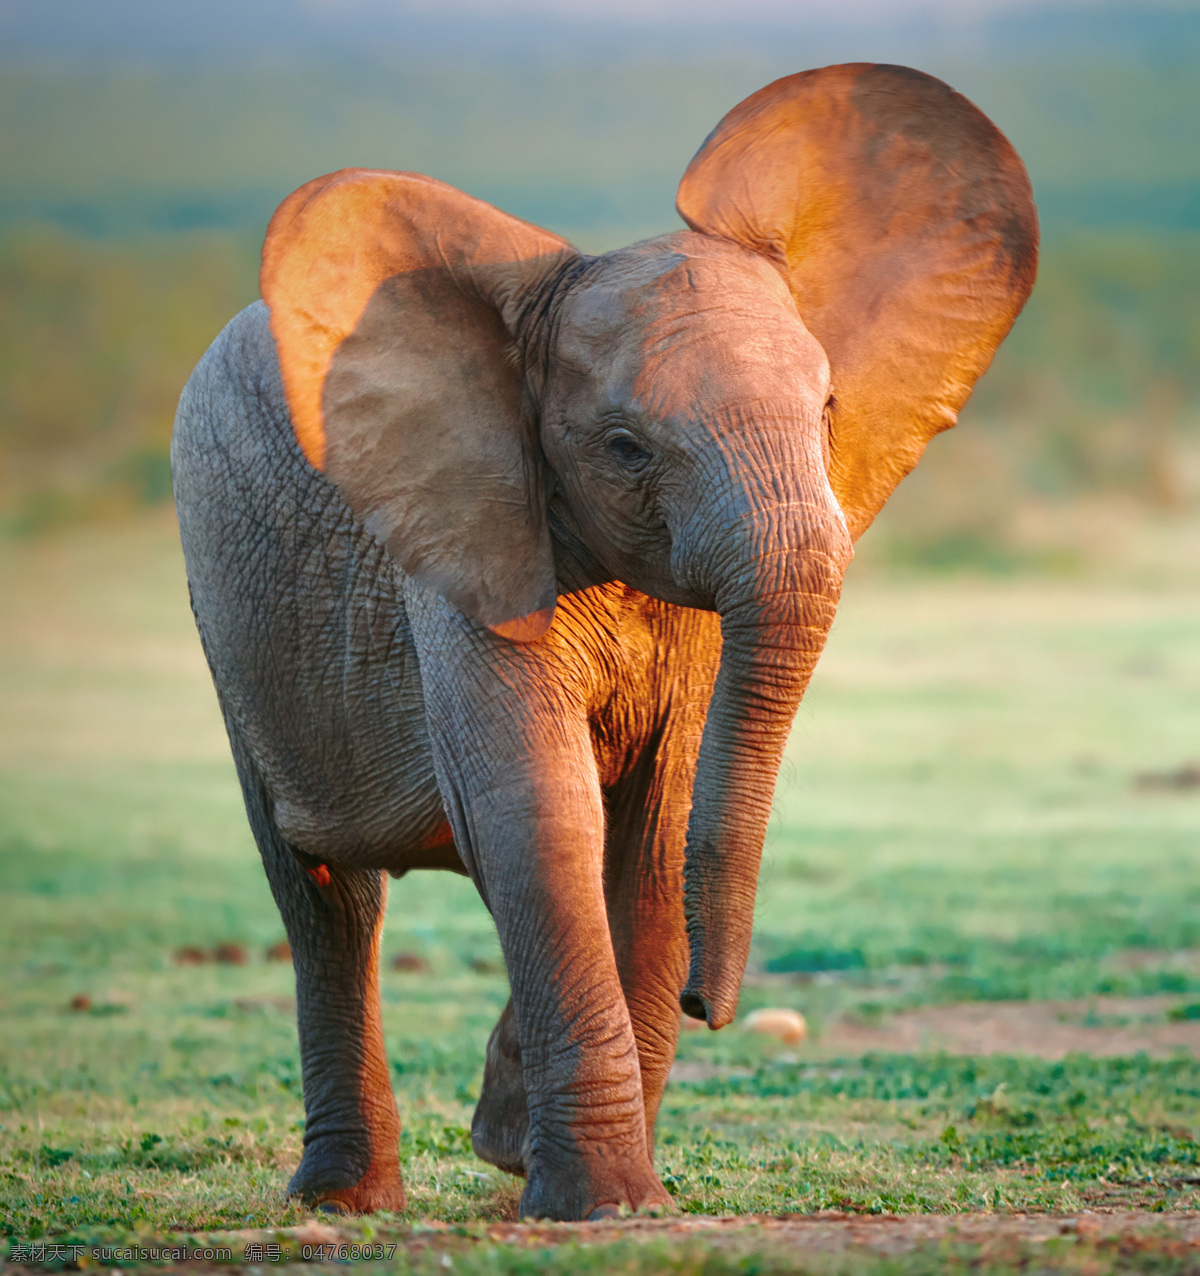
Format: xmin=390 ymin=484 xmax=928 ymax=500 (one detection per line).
xmin=173 ymin=235 xmax=852 ymax=1221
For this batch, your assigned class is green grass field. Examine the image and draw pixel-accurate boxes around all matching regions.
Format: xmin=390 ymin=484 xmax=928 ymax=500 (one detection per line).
xmin=5 ymin=514 xmax=1200 ymax=1271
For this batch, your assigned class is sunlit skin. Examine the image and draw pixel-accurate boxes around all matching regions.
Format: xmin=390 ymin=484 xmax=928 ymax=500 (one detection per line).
xmin=172 ymin=64 xmax=1036 ymax=1220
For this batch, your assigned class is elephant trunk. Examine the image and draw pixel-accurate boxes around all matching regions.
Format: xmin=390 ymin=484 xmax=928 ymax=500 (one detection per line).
xmin=679 ymin=503 xmax=851 ymax=1028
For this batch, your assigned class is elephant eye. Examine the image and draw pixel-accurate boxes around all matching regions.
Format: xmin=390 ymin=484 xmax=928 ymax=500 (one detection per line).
xmin=606 ymin=430 xmax=651 ymax=471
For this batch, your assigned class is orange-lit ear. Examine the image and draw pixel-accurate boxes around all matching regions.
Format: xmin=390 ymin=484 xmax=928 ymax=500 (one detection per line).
xmin=677 ymin=63 xmax=1038 ymax=540
xmin=261 ymin=169 xmax=578 ymax=640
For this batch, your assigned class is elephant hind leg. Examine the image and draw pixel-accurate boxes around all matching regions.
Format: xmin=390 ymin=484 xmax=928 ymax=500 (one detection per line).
xmin=230 ymin=733 xmax=406 ymax=1214
xmin=471 ymin=999 xmax=528 ymax=1177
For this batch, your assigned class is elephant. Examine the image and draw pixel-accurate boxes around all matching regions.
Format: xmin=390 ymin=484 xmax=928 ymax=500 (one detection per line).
xmin=171 ymin=63 xmax=1037 ymax=1221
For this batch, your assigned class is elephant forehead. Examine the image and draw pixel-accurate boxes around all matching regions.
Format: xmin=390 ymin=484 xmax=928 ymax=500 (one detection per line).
xmin=566 ymin=236 xmax=790 ymax=338
xmin=560 ymin=240 xmax=828 ymax=419
xmin=630 ymin=293 xmax=826 ymax=419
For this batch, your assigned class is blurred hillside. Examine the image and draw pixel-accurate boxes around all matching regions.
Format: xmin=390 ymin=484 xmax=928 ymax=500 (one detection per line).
xmin=1 ymin=1 xmax=1198 ymax=572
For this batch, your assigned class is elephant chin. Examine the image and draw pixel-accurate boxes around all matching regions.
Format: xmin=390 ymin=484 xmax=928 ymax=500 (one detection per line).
xmin=680 ymin=525 xmax=850 ymax=1028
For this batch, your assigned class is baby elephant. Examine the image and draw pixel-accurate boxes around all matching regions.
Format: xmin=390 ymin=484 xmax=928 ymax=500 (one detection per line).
xmin=172 ymin=64 xmax=1036 ymax=1220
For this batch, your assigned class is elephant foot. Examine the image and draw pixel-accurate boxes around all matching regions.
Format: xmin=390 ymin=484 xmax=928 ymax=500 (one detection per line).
xmin=288 ymin=1145 xmax=407 ymax=1215
xmin=518 ymin=1153 xmax=672 ymax=1222
xmin=472 ymin=1104 xmax=529 ymax=1177
xmin=472 ymin=1000 xmax=529 ymax=1177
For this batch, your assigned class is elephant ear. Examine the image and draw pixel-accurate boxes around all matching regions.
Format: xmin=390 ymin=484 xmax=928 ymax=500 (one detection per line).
xmin=261 ymin=169 xmax=579 ymax=640
xmin=676 ymin=63 xmax=1038 ymax=540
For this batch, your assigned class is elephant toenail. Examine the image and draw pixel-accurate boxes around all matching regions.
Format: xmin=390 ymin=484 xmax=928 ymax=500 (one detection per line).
xmin=587 ymin=1203 xmax=623 ymax=1221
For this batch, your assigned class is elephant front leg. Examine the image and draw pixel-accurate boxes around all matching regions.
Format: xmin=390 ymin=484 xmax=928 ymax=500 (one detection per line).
xmin=258 ymin=833 xmax=404 ymax=1214
xmin=474 ymin=739 xmax=696 ymax=1185
xmin=486 ymin=784 xmax=670 ymax=1222
xmin=410 ymin=592 xmax=671 ymax=1221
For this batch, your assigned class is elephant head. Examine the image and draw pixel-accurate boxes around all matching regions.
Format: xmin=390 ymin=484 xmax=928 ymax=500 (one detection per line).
xmin=260 ymin=64 xmax=1038 ymax=1028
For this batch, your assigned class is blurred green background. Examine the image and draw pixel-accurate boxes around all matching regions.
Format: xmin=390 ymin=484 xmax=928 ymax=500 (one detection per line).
xmin=1 ymin=0 xmax=1199 ymax=573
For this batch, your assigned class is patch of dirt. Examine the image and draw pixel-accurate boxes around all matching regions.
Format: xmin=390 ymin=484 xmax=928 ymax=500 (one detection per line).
xmin=478 ymin=1210 xmax=1200 ymax=1257
xmin=814 ymin=996 xmax=1200 ymax=1059
xmin=669 ymin=997 xmax=1200 ymax=1080
xmin=1135 ymin=762 xmax=1200 ymax=791
xmin=1112 ymin=948 xmax=1200 ymax=971
xmin=22 ymin=1211 xmax=1200 ymax=1270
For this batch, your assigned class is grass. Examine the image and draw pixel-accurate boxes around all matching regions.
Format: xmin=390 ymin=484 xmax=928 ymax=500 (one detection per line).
xmin=5 ymin=513 xmax=1200 ymax=1266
